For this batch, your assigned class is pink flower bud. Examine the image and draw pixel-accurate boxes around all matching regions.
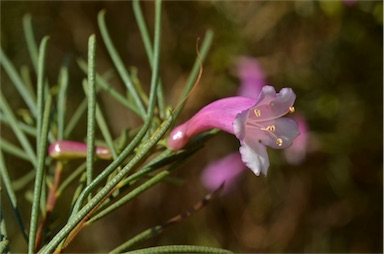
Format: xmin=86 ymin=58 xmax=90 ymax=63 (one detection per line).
xmin=48 ymin=140 xmax=111 ymax=160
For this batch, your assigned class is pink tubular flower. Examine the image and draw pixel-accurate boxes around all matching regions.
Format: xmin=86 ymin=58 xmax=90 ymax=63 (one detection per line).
xmin=201 ymin=153 xmax=246 ymax=194
xmin=236 ymin=56 xmax=265 ymax=97
xmin=48 ymin=140 xmax=111 ymax=160
xmin=168 ymin=85 xmax=299 ymax=176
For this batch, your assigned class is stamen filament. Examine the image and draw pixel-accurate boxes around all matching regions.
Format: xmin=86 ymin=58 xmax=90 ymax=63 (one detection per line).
xmin=249 ymin=105 xmax=294 ymax=123
xmin=246 ymin=122 xmax=282 ymax=145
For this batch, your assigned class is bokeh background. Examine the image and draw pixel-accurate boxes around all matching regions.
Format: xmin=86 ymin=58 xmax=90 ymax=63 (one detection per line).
xmin=1 ymin=1 xmax=382 ymax=253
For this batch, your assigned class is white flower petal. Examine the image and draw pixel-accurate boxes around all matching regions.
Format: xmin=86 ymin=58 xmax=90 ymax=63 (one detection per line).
xmin=239 ymin=139 xmax=270 ymax=176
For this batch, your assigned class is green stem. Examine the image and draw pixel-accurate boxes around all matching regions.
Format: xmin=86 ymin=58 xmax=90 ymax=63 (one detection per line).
xmin=88 ymin=145 xmax=201 ymax=225
xmin=88 ymin=156 xmax=179 ymax=224
xmin=70 ymin=121 xmax=148 ymax=217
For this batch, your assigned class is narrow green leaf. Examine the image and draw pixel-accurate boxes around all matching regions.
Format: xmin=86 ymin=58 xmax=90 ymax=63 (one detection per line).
xmin=77 ymin=58 xmax=141 ymax=115
xmin=124 ymin=245 xmax=232 ymax=254
xmin=12 ymin=170 xmax=35 ymax=191
xmin=56 ymin=162 xmax=86 ymax=196
xmin=0 ymin=149 xmax=29 ymax=241
xmin=95 ymin=106 xmax=117 ymax=158
xmin=0 ymin=48 xmax=37 ymax=115
xmin=0 ymin=114 xmax=37 ymax=137
xmin=132 ymin=0 xmax=154 ymax=65
xmin=64 ymin=99 xmax=87 ymax=139
xmin=132 ymin=0 xmax=165 ymax=118
xmin=146 ymin=0 xmax=162 ymax=120
xmin=0 ymin=93 xmax=37 ymax=166
xmin=0 ymin=139 xmax=30 ymax=161
xmin=22 ymin=14 xmax=39 ymax=73
xmin=97 ymin=10 xmax=146 ymax=119
xmin=70 ymin=171 xmax=87 ymax=208
xmin=86 ymin=35 xmax=97 ymax=190
xmin=28 ymin=95 xmax=52 ymax=254
xmin=57 ymin=66 xmax=69 ymax=140
xmin=36 ymin=36 xmax=50 ymax=150
xmin=82 ymin=76 xmax=119 ymax=182
xmin=20 ymin=65 xmax=36 ymax=102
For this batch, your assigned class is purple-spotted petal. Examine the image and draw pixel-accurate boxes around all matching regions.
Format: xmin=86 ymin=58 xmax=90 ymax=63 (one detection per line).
xmin=239 ymin=139 xmax=270 ymax=176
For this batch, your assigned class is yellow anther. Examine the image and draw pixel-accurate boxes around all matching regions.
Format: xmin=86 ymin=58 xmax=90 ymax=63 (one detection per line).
xmin=254 ymin=109 xmax=261 ymax=117
xmin=265 ymin=125 xmax=276 ymax=132
xmin=289 ymin=106 xmax=295 ymax=113
xmin=276 ymin=138 xmax=283 ymax=147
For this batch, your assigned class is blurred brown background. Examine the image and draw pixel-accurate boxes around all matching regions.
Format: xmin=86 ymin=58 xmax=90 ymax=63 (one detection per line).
xmin=1 ymin=1 xmax=382 ymax=253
